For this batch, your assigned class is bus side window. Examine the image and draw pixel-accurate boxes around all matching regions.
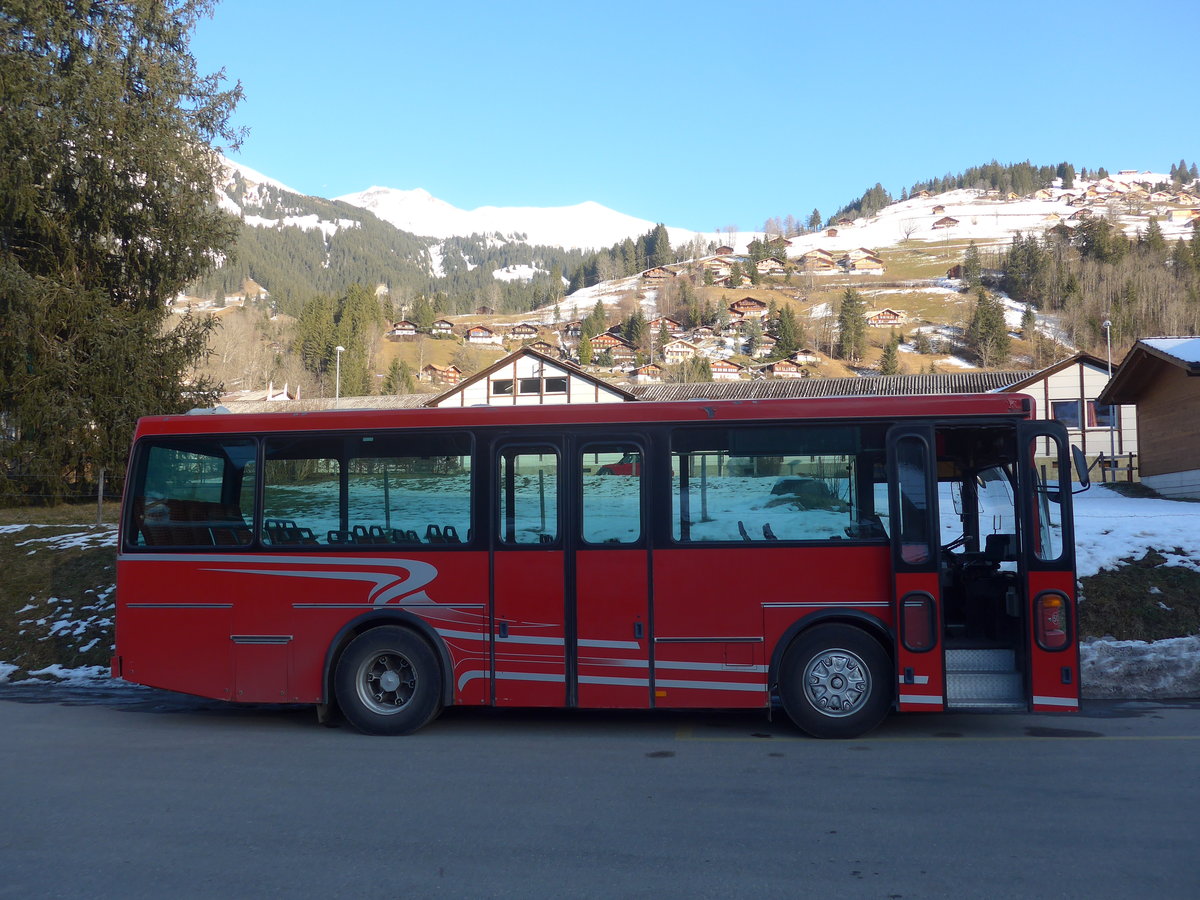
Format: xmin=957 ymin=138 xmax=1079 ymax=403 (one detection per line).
xmin=130 ymin=439 xmax=256 ymax=548
xmin=498 ymin=448 xmax=559 ymax=545
xmin=581 ymin=445 xmax=642 ymax=544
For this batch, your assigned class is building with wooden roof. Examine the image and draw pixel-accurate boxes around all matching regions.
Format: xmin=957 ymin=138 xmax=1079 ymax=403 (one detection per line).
xmin=1098 ymin=338 xmax=1200 ymax=498
xmin=427 ymin=347 xmax=635 ymax=407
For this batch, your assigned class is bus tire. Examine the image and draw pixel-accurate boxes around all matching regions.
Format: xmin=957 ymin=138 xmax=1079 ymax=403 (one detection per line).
xmin=334 ymin=626 xmax=443 ymax=736
xmin=779 ymin=624 xmax=892 ymax=739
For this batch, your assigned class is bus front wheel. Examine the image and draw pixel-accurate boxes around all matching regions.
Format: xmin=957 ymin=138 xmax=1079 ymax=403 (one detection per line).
xmin=779 ymin=624 xmax=892 ymax=739
xmin=334 ymin=626 xmax=443 ymax=735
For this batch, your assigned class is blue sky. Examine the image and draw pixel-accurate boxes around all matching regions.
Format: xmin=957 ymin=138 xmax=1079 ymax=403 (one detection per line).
xmin=192 ymin=0 xmax=1196 ymax=232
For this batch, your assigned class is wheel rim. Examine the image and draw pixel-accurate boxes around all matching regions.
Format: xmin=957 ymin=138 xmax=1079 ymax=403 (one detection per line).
xmin=802 ymin=648 xmax=870 ymax=717
xmin=355 ymin=650 xmax=418 ymax=715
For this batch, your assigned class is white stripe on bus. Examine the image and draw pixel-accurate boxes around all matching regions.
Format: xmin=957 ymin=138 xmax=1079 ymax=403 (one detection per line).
xmin=1033 ymin=696 xmax=1079 ymax=708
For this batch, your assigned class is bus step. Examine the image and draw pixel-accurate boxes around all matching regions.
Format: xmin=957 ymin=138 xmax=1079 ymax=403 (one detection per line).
xmin=945 ymin=648 xmax=1016 ymax=673
xmin=946 ymin=671 xmax=1024 ymax=705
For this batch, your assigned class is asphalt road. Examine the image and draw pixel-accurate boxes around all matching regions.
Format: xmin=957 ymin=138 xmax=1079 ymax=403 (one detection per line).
xmin=1 ymin=685 xmax=1198 ymax=899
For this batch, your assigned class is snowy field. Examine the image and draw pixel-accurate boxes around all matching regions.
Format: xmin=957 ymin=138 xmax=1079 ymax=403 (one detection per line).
xmin=2 ymin=483 xmax=1198 ymax=698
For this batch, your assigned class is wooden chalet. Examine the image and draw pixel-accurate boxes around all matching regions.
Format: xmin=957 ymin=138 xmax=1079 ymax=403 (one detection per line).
xmin=842 ymin=255 xmax=885 ymax=273
xmin=641 ymin=266 xmax=677 ymax=280
xmin=729 ymin=296 xmax=769 ymax=319
xmin=560 ymin=321 xmax=582 ymax=338
xmin=932 ymin=204 xmax=946 ymax=215
xmin=790 ymin=348 xmax=820 ymax=365
xmin=388 ymin=320 xmax=418 ymax=337
xmin=474 ymin=305 xmax=495 ymax=316
xmin=825 ymin=228 xmax=839 ymax=237
xmin=632 ymin=363 xmax=663 ymax=382
xmin=589 ymin=332 xmax=632 ymax=353
xmin=663 ymin=339 xmax=700 ymax=362
xmin=759 ymin=359 xmax=803 ymax=378
xmin=714 ymin=245 xmax=735 ymax=255
xmin=755 ymin=257 xmax=787 ymax=275
xmin=420 ymin=363 xmax=463 ymax=385
xmin=506 ymin=322 xmax=540 ymax=339
xmin=709 ymin=359 xmax=744 ymax=380
xmin=865 ymin=308 xmax=905 ymax=327
xmin=527 ymin=340 xmax=558 ymax=357
xmin=648 ymin=316 xmax=684 ymax=336
xmin=431 ymin=319 xmax=455 ymax=335
xmin=1098 ymin=339 xmax=1200 ymax=498
xmin=932 ymin=216 xmax=960 ymax=229
xmin=466 ymin=324 xmax=499 ymax=344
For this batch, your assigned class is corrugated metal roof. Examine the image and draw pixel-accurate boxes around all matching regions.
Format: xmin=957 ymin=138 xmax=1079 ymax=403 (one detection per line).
xmin=631 ymin=372 xmax=1027 ymax=402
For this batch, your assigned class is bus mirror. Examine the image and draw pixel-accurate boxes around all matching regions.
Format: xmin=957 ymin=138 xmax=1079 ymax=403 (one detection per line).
xmin=1071 ymin=445 xmax=1090 ymax=492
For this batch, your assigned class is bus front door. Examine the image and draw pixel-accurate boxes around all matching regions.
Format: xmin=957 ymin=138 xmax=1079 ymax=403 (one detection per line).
xmin=886 ymin=425 xmax=946 ymax=712
xmin=1016 ymin=422 xmax=1081 ymax=713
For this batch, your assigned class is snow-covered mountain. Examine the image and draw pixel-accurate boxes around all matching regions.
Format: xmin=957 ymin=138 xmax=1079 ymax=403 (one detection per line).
xmin=335 ymin=185 xmax=726 ymax=251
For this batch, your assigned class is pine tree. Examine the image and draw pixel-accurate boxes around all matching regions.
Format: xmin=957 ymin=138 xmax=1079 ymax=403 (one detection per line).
xmin=808 ymin=209 xmax=822 ymax=230
xmin=0 ymin=0 xmax=242 ymax=500
xmin=774 ymin=306 xmax=800 ymax=358
xmin=967 ymin=288 xmax=1010 ymax=367
xmin=578 ymin=336 xmax=593 ymax=366
xmin=1021 ymin=304 xmax=1037 ymax=340
xmin=878 ymin=333 xmax=901 ymax=375
xmin=962 ymin=241 xmax=983 ymax=287
xmin=834 ymin=288 xmax=867 ymax=363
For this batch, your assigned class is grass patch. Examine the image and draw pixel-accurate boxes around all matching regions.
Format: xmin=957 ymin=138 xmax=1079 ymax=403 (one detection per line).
xmin=0 ymin=524 xmax=116 ymax=678
xmin=0 ymin=501 xmax=120 ymax=528
xmin=1079 ymin=548 xmax=1200 ymax=641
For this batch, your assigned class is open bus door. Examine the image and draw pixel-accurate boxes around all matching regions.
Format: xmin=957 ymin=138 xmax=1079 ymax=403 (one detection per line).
xmin=886 ymin=425 xmax=946 ymax=712
xmin=1016 ymin=421 xmax=1081 ymax=712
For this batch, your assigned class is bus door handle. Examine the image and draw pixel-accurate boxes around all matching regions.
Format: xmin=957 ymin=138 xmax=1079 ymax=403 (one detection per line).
xmin=498 ymin=622 xmax=509 ymax=639
xmin=633 ymin=622 xmax=644 ymax=640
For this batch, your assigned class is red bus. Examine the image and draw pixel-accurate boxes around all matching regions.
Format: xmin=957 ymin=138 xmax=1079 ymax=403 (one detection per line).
xmin=113 ymin=394 xmax=1084 ymax=738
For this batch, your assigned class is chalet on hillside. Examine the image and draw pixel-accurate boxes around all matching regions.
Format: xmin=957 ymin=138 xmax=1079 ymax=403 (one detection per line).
xmin=932 ymin=204 xmax=946 ymax=215
xmin=662 ymin=339 xmax=700 ymax=362
xmin=932 ymin=216 xmax=959 ymax=229
xmin=1032 ymin=188 xmax=1053 ymax=200
xmin=911 ymin=190 xmax=932 ymax=199
xmin=825 ymin=228 xmax=839 ymax=237
xmin=790 ymin=348 xmax=820 ymax=364
xmin=835 ymin=217 xmax=854 ymax=227
xmin=866 ymin=308 xmax=905 ymax=327
xmin=641 ymin=266 xmax=677 ymax=280
xmin=710 ymin=359 xmax=744 ymax=380
xmin=431 ymin=319 xmax=454 ymax=335
xmin=759 ymin=359 xmax=803 ymax=378
xmin=842 ymin=254 xmax=885 ymax=274
xmin=388 ymin=320 xmax=417 ymax=337
xmin=527 ymin=340 xmax=558 ymax=357
xmin=632 ymin=363 xmax=663 ymax=383
xmin=474 ymin=305 xmax=495 ymax=316
xmin=753 ymin=335 xmax=777 ymax=358
xmin=560 ymin=321 xmax=582 ymax=337
xmin=729 ymin=296 xmax=769 ymax=319
xmin=506 ymin=322 xmax=540 ymax=340
xmin=755 ymin=257 xmax=787 ymax=275
xmin=648 ymin=316 xmax=683 ymax=336
xmin=420 ymin=363 xmax=462 ymax=384
xmin=466 ymin=324 xmax=499 ymax=344
xmin=714 ymin=244 xmax=735 ymax=255
xmin=589 ymin=332 xmax=630 ymax=353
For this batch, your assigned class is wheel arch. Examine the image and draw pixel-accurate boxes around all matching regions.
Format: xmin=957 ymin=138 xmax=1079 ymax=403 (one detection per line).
xmin=769 ymin=609 xmax=894 ymax=693
xmin=322 ymin=610 xmax=455 ymax=709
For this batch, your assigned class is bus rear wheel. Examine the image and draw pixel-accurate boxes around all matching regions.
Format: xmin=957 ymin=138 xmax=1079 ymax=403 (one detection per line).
xmin=334 ymin=626 xmax=442 ymax=735
xmin=780 ymin=624 xmax=892 ymax=739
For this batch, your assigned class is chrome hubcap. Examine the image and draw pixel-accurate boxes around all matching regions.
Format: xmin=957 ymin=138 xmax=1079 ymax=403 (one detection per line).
xmin=803 ymin=648 xmax=870 ymax=717
xmin=357 ymin=652 xmax=417 ymax=715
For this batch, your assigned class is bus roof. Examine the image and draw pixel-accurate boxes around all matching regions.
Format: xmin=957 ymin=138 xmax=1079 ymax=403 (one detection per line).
xmin=133 ymin=393 xmax=1035 ymax=438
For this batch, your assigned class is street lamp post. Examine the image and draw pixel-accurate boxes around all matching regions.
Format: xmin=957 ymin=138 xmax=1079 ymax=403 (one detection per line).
xmin=1103 ymin=320 xmax=1114 ymax=480
xmin=334 ymin=345 xmax=346 ymax=408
